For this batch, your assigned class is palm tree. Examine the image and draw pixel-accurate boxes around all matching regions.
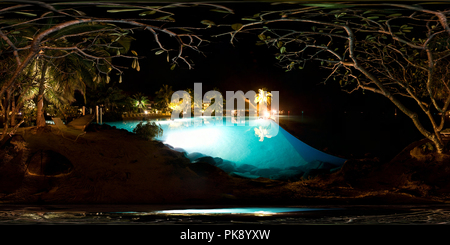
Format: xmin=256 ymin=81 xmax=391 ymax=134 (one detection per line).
xmin=6 ymin=18 xmax=133 ymax=127
xmin=254 ymin=88 xmax=272 ymax=116
xmin=87 ymin=82 xmax=133 ymax=114
xmin=133 ymin=92 xmax=150 ymax=113
xmin=154 ymin=84 xmax=174 ymax=113
xmin=20 ymin=51 xmax=98 ymax=126
xmin=184 ymin=87 xmax=202 ymax=114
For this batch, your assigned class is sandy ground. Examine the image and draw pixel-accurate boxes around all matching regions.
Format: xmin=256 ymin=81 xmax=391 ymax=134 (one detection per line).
xmin=0 ymin=121 xmax=450 ymax=205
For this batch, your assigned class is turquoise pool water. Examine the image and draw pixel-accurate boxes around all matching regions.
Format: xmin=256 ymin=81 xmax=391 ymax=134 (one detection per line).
xmin=105 ymin=116 xmax=346 ymax=180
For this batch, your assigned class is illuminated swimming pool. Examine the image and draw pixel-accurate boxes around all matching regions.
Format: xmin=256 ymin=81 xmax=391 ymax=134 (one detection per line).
xmin=105 ymin=116 xmax=346 ymax=180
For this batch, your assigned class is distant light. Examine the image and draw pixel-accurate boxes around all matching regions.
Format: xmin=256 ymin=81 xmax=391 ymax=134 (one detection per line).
xmin=264 ymin=111 xmax=270 ymax=118
xmin=144 ymin=110 xmax=148 ymax=114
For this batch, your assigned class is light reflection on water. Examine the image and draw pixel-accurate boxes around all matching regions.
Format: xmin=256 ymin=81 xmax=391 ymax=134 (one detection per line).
xmin=105 ymin=116 xmax=346 ymax=180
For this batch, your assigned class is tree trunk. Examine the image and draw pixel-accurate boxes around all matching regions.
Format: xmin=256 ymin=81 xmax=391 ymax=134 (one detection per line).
xmin=0 ymin=91 xmax=11 ymax=141
xmin=348 ymin=38 xmax=446 ymax=155
xmin=10 ymin=96 xmax=15 ymax=127
xmin=36 ymin=61 xmax=47 ymax=128
xmin=0 ymin=97 xmax=4 ymax=118
xmin=431 ymin=131 xmax=445 ymax=154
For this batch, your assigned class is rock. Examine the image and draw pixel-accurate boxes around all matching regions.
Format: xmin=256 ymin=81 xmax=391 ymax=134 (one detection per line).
xmin=165 ymin=158 xmax=190 ymax=166
xmin=192 ymin=156 xmax=216 ymax=166
xmin=188 ymin=161 xmax=226 ymax=176
xmin=302 ymin=161 xmax=338 ymax=173
xmin=186 ymin=152 xmax=205 ymax=162
xmin=213 ymin=157 xmax=223 ymax=166
xmin=287 ymin=166 xmax=304 ymax=171
xmin=215 ymin=160 xmax=237 ymax=173
xmin=26 ymin=150 xmax=73 ymax=176
xmin=173 ymin=147 xmax=186 ymax=153
xmin=230 ymin=172 xmax=260 ymax=179
xmin=302 ymin=169 xmax=329 ymax=179
xmin=253 ymin=168 xmax=281 ymax=178
xmin=236 ymin=164 xmax=257 ymax=173
xmin=160 ymin=148 xmax=185 ymax=158
xmin=272 ymin=169 xmax=304 ymax=181
xmin=173 ymin=148 xmax=187 ymax=157
xmin=302 ymin=160 xmax=321 ymax=169
xmin=329 ymin=166 xmax=342 ymax=173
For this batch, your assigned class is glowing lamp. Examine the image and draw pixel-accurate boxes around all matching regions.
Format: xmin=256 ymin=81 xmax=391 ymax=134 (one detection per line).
xmin=264 ymin=111 xmax=271 ymax=118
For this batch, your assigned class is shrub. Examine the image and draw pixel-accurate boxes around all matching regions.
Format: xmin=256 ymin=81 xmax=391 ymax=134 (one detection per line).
xmin=421 ymin=142 xmax=435 ymax=153
xmin=132 ymin=121 xmax=163 ymax=140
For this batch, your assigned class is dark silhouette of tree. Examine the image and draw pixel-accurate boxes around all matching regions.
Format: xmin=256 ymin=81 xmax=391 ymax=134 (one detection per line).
xmin=217 ymin=2 xmax=450 ymax=153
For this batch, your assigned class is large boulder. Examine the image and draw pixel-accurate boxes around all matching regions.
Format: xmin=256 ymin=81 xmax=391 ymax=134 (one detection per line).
xmin=213 ymin=157 xmax=223 ymax=166
xmin=230 ymin=172 xmax=260 ymax=179
xmin=236 ymin=164 xmax=257 ymax=173
xmin=173 ymin=147 xmax=187 ymax=157
xmin=215 ymin=160 xmax=237 ymax=173
xmin=186 ymin=152 xmax=206 ymax=162
xmin=192 ymin=156 xmax=216 ymax=166
xmin=26 ymin=150 xmax=73 ymax=177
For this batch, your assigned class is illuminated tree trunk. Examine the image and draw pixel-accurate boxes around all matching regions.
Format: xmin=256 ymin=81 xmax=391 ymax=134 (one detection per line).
xmin=36 ymin=61 xmax=47 ymax=127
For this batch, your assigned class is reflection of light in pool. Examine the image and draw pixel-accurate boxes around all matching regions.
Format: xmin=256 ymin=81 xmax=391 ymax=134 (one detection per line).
xmin=105 ymin=116 xmax=347 ymax=177
xmin=155 ymin=207 xmax=328 ymax=215
xmin=164 ymin=127 xmax=221 ymax=149
xmin=113 ymin=207 xmax=336 ymax=216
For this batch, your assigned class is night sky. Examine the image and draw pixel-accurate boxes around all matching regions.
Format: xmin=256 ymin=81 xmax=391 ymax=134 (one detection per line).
xmin=68 ymin=1 xmax=404 ymax=117
xmin=114 ymin=25 xmax=395 ymax=116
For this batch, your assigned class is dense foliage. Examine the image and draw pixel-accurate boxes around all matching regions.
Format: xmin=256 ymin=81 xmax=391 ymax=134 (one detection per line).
xmin=132 ymin=121 xmax=163 ymax=141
